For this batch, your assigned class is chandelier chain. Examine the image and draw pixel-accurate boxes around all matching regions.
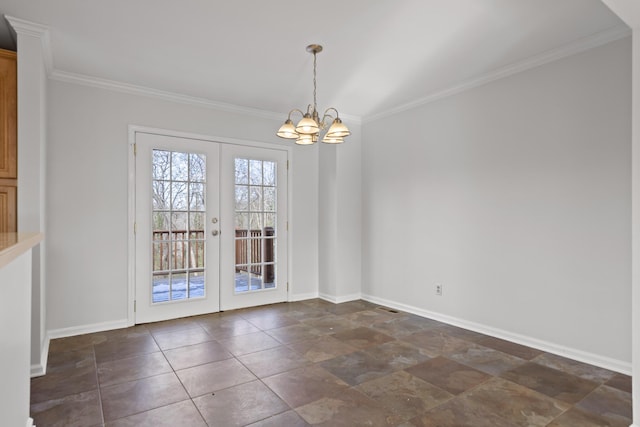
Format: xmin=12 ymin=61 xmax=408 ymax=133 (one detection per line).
xmin=313 ymin=51 xmax=317 ymax=113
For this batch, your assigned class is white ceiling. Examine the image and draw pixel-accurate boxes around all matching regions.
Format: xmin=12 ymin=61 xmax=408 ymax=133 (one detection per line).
xmin=0 ymin=0 xmax=627 ymax=120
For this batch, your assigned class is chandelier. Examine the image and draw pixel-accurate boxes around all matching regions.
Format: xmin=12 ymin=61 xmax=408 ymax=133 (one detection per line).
xmin=276 ymin=44 xmax=350 ymax=145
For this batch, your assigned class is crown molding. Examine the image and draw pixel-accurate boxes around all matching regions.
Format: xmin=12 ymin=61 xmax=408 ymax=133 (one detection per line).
xmin=364 ymin=24 xmax=631 ymax=123
xmin=4 ymin=15 xmax=53 ymax=75
xmin=50 ymin=69 xmax=363 ymax=125
xmin=50 ymin=69 xmax=282 ymax=120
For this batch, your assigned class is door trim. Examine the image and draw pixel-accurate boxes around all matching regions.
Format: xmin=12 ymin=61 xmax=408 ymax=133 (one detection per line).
xmin=127 ymin=125 xmax=293 ymax=326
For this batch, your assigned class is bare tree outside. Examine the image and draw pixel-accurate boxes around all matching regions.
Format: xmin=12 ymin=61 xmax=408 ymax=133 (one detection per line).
xmin=234 ymin=157 xmax=278 ymax=291
xmin=151 ymin=149 xmax=206 ymax=302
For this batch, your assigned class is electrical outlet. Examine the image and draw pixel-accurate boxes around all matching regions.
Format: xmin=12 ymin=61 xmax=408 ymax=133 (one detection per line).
xmin=435 ymin=283 xmax=443 ymax=296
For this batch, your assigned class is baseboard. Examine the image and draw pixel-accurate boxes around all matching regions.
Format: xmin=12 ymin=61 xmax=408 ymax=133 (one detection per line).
xmin=47 ymin=318 xmax=130 ymax=340
xmin=361 ymin=293 xmax=632 ymax=375
xmin=30 ymin=333 xmax=50 ymax=378
xmin=319 ymin=292 xmax=362 ymax=304
xmin=289 ymin=292 xmax=319 ymax=302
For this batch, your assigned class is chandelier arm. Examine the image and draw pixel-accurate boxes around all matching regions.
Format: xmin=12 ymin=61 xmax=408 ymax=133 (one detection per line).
xmin=287 ymin=108 xmax=305 ymax=120
xmin=323 ymin=107 xmax=340 ymax=118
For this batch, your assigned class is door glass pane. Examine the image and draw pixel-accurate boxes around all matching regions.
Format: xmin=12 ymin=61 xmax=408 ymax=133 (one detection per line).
xmin=234 ymin=158 xmax=278 ymax=293
xmin=249 ymin=160 xmax=263 ymax=185
xmin=189 ymin=183 xmax=205 ymax=210
xmin=235 ymin=158 xmax=249 ymax=184
xmin=235 ymin=186 xmax=249 ymax=211
xmin=152 ymin=149 xmax=207 ymax=303
xmin=190 ymin=154 xmax=206 ymax=182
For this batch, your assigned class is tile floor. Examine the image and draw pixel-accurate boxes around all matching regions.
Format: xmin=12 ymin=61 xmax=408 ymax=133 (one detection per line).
xmin=30 ymin=299 xmax=632 ymax=426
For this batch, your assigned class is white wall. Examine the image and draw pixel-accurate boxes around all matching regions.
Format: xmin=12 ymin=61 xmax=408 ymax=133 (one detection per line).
xmin=318 ymin=143 xmax=338 ymax=299
xmin=336 ymin=128 xmax=362 ymax=299
xmin=318 ymin=127 xmax=363 ymax=302
xmin=46 ymin=79 xmax=321 ymax=331
xmin=0 ymin=250 xmax=33 ymax=427
xmin=362 ymin=37 xmax=632 ymax=369
xmin=8 ymin=16 xmax=49 ymax=375
xmin=600 ymin=1 xmax=640 ymax=422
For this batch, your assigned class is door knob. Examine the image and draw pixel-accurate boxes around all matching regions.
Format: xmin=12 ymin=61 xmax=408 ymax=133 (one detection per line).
xmin=211 ymin=230 xmax=219 ymax=236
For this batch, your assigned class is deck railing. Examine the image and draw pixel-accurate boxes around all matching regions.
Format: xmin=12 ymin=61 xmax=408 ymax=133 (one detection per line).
xmin=152 ymin=230 xmax=205 ymax=272
xmin=235 ymin=228 xmax=275 ymax=282
xmin=152 ymin=228 xmax=274 ymax=282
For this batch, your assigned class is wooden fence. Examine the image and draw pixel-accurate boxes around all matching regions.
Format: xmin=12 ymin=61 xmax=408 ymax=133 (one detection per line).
xmin=152 ymin=228 xmax=274 ymax=283
xmin=235 ymin=227 xmax=275 ymax=282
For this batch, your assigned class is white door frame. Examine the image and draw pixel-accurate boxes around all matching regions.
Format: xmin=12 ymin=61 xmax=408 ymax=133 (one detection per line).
xmin=127 ymin=125 xmax=293 ymax=326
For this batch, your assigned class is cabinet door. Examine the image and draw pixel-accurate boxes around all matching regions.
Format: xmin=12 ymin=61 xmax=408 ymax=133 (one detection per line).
xmin=0 ymin=50 xmax=16 ymax=179
xmin=0 ymin=184 xmax=16 ymax=232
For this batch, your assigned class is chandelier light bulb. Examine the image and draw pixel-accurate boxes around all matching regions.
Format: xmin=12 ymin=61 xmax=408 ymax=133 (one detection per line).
xmin=295 ymin=134 xmax=316 ymax=145
xmin=325 ymin=117 xmax=351 ymax=138
xmin=276 ymin=119 xmax=298 ymax=139
xmin=295 ymin=114 xmax=319 ymax=135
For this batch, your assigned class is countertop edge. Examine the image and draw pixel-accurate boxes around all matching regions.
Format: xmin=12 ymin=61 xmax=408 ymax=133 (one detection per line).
xmin=0 ymin=232 xmax=44 ymax=270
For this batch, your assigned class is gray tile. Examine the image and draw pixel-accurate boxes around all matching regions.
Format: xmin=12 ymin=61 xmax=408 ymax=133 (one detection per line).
xmin=163 ymin=340 xmax=232 ymax=370
xmin=320 ymin=349 xmax=397 ymax=386
xmin=94 ymin=334 xmax=160 ymax=364
xmin=194 ymin=380 xmax=289 ymax=427
xmin=476 ymin=336 xmax=543 ymax=360
xmin=448 ymin=343 xmax=526 ymax=376
xmin=31 ymin=390 xmax=103 ymax=427
xmin=355 ymin=371 xmax=453 ymax=424
xmin=31 ymin=300 xmax=633 ymax=427
xmin=405 ymin=356 xmax=491 ymax=395
xmin=100 ymin=373 xmax=188 ymax=421
xmin=501 ymin=362 xmax=599 ymax=404
xmin=246 ymin=410 xmax=310 ymax=427
xmin=238 ymin=345 xmax=311 ymax=378
xmin=606 ymin=373 xmax=632 ymax=393
xmin=145 ymin=317 xmax=202 ymax=335
xmin=266 ymin=323 xmax=324 ymax=344
xmin=287 ymin=335 xmax=358 ymax=362
xmin=295 ymin=388 xmax=392 ymax=427
xmin=262 ymin=365 xmax=349 ymax=408
xmin=330 ymin=326 xmax=394 ymax=350
xmin=152 ymin=327 xmax=212 ymax=350
xmin=547 ymin=407 xmax=631 ymax=427
xmin=176 ymin=358 xmax=256 ymax=397
xmin=463 ymin=377 xmax=569 ymax=426
xmin=199 ymin=317 xmax=261 ymax=339
xmin=105 ymin=400 xmax=207 ymax=427
xmin=575 ymin=385 xmax=632 ymax=422
xmin=219 ymin=331 xmax=281 ymax=356
xmin=31 ymin=363 xmax=98 ymax=404
xmin=408 ymin=395 xmax=516 ymax=427
xmin=533 ymin=353 xmax=616 ymax=383
xmin=98 ymin=352 xmax=172 ymax=387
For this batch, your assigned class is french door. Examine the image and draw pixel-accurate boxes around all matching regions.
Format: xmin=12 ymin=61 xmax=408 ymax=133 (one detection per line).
xmin=134 ymin=131 xmax=288 ymax=323
xmin=220 ymin=144 xmax=288 ymax=311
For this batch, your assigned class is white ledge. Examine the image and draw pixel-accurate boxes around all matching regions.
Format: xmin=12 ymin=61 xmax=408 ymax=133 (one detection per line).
xmin=0 ymin=232 xmax=43 ymax=270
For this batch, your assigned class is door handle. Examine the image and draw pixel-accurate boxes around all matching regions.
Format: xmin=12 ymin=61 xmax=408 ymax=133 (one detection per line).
xmin=211 ymin=230 xmax=220 ymax=237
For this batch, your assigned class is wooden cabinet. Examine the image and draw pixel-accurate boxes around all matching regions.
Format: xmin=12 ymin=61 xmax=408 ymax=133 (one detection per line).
xmin=0 ymin=49 xmax=16 ymax=232
xmin=0 ymin=182 xmax=16 ymax=233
